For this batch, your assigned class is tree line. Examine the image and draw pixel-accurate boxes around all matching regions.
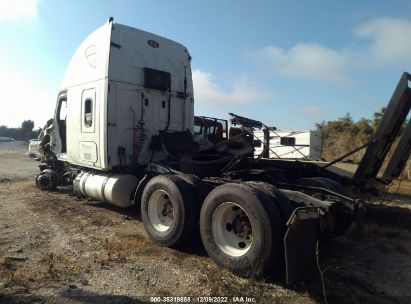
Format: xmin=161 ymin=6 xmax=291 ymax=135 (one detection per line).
xmin=315 ymin=111 xmax=380 ymax=163
xmin=316 ymin=107 xmax=411 ymax=179
xmin=0 ymin=120 xmax=40 ymax=141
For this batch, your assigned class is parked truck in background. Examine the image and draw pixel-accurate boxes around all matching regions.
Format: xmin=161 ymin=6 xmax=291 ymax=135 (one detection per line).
xmin=35 ymin=19 xmax=411 ymax=284
xmin=194 ymin=116 xmax=228 ymax=144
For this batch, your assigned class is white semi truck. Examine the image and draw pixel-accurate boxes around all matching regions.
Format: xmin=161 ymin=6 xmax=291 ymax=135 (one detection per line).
xmin=35 ymin=19 xmax=411 ymax=284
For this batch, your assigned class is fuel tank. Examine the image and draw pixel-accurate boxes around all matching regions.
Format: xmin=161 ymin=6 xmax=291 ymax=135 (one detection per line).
xmin=74 ymin=172 xmax=138 ymax=208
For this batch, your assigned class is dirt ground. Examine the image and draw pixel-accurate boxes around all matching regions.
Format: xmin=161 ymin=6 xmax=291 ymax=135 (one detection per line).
xmin=1 ymin=141 xmax=411 ymax=304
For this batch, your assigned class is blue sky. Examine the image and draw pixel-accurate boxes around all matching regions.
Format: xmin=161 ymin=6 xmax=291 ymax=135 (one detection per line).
xmin=0 ymin=0 xmax=410 ymax=130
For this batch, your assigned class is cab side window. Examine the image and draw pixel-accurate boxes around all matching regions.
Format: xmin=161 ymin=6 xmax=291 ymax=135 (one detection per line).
xmin=84 ymin=98 xmax=93 ymax=127
xmin=56 ymin=95 xmax=67 ymax=153
xmin=59 ymin=99 xmax=67 ymax=121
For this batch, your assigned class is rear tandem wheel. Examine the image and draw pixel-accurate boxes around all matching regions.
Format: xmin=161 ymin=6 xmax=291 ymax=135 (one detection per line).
xmin=199 ymin=183 xmax=284 ymax=277
xmin=140 ymin=175 xmax=200 ymax=247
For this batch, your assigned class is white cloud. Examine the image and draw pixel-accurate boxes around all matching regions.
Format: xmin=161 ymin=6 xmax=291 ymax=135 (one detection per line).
xmin=251 ymin=17 xmax=411 ymax=84
xmin=354 ymin=17 xmax=411 ymax=66
xmin=255 ymin=44 xmax=349 ymax=84
xmin=192 ymin=69 xmax=272 ymax=105
xmin=0 ymin=0 xmax=38 ymax=23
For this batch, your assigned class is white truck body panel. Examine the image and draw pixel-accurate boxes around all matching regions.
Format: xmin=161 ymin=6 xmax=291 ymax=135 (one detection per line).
xmin=51 ymin=21 xmax=194 ymax=171
xmin=254 ymin=130 xmax=322 ymax=160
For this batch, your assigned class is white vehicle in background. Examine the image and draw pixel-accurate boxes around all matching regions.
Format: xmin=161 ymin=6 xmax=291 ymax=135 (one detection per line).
xmin=253 ymin=130 xmax=322 ymax=160
xmin=0 ymin=137 xmax=15 ymax=142
xmin=28 ymin=120 xmax=53 ymax=158
xmin=28 ymin=139 xmax=41 ymax=157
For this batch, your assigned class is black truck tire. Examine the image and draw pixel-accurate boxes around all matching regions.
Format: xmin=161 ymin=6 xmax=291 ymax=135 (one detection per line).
xmin=200 ymin=183 xmax=283 ymax=277
xmin=293 ymin=177 xmax=352 ymax=237
xmin=141 ymin=175 xmax=198 ymax=247
xmin=36 ymin=170 xmax=58 ymax=191
xmin=317 ymin=177 xmax=346 ymax=194
xmin=245 ymin=181 xmax=294 ymax=223
xmin=179 ymin=174 xmax=210 ymax=241
xmin=293 ymin=177 xmax=348 ymax=197
xmin=179 ymin=174 xmax=209 ymax=207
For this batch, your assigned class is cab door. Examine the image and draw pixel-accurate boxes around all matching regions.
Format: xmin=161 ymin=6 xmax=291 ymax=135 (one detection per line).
xmin=78 ymin=88 xmax=99 ymax=165
xmin=52 ymin=92 xmax=67 ymax=156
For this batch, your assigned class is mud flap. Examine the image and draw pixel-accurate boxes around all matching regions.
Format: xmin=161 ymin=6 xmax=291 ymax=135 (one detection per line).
xmin=284 ymin=207 xmax=320 ymax=285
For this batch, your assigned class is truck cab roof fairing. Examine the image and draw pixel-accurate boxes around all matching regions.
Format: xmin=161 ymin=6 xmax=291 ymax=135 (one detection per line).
xmin=60 ymin=21 xmax=193 ymax=100
xmin=108 ymin=23 xmax=193 ymax=95
xmin=60 ymin=21 xmax=113 ymax=90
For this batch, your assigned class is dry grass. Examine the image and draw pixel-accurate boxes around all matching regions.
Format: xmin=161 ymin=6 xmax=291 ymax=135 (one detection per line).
xmin=1 ymin=175 xmax=411 ymax=303
xmin=386 ymin=179 xmax=411 ymax=197
xmin=104 ymin=232 xmax=159 ymax=262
